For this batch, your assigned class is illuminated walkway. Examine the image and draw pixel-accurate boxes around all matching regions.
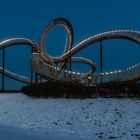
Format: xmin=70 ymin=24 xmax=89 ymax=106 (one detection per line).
xmin=1 ymin=18 xmax=140 ymax=86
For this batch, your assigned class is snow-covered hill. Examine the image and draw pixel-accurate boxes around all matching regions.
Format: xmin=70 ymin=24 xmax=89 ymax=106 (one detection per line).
xmin=0 ymin=93 xmax=139 ymax=140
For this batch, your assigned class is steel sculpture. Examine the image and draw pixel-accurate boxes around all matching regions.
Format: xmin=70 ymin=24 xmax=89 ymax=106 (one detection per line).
xmin=1 ymin=18 xmax=140 ymax=88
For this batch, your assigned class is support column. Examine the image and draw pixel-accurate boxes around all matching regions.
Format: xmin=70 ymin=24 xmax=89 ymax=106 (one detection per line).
xmin=64 ymin=64 xmax=66 ymax=80
xmin=40 ymin=76 xmax=42 ymax=83
xmin=100 ymin=41 xmax=103 ymax=83
xmin=69 ymin=58 xmax=72 ymax=80
xmin=35 ymin=73 xmax=38 ymax=84
xmin=2 ymin=48 xmax=5 ymax=91
xmin=31 ymin=47 xmax=33 ymax=85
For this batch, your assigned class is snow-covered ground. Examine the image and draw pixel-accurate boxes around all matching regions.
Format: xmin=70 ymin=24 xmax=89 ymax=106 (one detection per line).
xmin=0 ymin=93 xmax=139 ymax=140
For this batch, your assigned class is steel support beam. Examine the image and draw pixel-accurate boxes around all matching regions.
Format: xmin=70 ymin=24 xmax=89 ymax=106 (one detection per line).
xmin=40 ymin=76 xmax=42 ymax=83
xmin=100 ymin=41 xmax=103 ymax=83
xmin=69 ymin=58 xmax=72 ymax=80
xmin=35 ymin=73 xmax=38 ymax=84
xmin=31 ymin=47 xmax=33 ymax=85
xmin=64 ymin=64 xmax=66 ymax=80
xmin=2 ymin=48 xmax=5 ymax=91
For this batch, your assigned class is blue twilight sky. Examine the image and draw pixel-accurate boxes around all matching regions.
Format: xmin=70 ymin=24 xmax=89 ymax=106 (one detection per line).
xmin=1 ymin=0 xmax=140 ymax=89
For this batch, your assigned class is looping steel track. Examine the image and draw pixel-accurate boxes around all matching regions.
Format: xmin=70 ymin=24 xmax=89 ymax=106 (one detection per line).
xmin=1 ymin=18 xmax=140 ymax=85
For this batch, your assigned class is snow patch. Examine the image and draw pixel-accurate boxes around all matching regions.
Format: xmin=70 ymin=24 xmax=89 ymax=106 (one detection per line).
xmin=0 ymin=93 xmax=139 ymax=139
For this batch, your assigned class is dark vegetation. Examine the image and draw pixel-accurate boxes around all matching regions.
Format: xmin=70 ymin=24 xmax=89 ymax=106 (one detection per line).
xmin=0 ymin=90 xmax=21 ymax=93
xmin=22 ymin=80 xmax=95 ymax=98
xmin=22 ymin=80 xmax=140 ymax=98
